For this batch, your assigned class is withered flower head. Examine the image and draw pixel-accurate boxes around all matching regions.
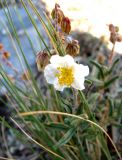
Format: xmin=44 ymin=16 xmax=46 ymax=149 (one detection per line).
xmin=2 ymin=51 xmax=10 ymax=59
xmin=66 ymin=39 xmax=80 ymax=57
xmin=97 ymin=53 xmax=105 ymax=64
xmin=109 ymin=24 xmax=115 ymax=33
xmin=109 ymin=32 xmax=117 ymax=44
xmin=117 ymin=35 xmax=122 ymax=42
xmin=0 ymin=43 xmax=4 ymax=51
xmin=36 ymin=51 xmax=50 ymax=72
xmin=108 ymin=24 xmax=122 ymax=44
xmin=61 ymin=17 xmax=71 ymax=34
xmin=51 ymin=4 xmax=64 ymax=24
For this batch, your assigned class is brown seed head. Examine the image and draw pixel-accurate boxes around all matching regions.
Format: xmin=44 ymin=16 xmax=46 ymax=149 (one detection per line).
xmin=66 ymin=40 xmax=80 ymax=57
xmin=36 ymin=51 xmax=50 ymax=71
xmin=51 ymin=8 xmax=64 ymax=24
xmin=117 ymin=35 xmax=122 ymax=42
xmin=108 ymin=24 xmax=115 ymax=33
xmin=97 ymin=53 xmax=105 ymax=64
xmin=0 ymin=43 xmax=4 ymax=51
xmin=2 ymin=51 xmax=10 ymax=59
xmin=61 ymin=17 xmax=71 ymax=34
xmin=115 ymin=26 xmax=119 ymax=32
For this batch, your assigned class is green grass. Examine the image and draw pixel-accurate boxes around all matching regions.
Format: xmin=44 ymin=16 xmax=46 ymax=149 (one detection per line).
xmin=0 ymin=0 xmax=122 ymax=160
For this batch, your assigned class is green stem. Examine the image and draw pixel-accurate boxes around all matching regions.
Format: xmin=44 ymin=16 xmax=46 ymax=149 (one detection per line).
xmin=79 ymin=91 xmax=94 ymax=120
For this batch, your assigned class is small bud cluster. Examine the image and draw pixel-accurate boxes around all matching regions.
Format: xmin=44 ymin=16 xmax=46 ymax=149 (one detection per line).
xmin=108 ymin=24 xmax=122 ymax=44
xmin=0 ymin=43 xmax=17 ymax=73
xmin=51 ymin=4 xmax=80 ymax=57
xmin=36 ymin=4 xmax=80 ymax=72
xmin=0 ymin=43 xmax=10 ymax=60
xmin=51 ymin=3 xmax=71 ymax=34
xmin=51 ymin=4 xmax=64 ymax=24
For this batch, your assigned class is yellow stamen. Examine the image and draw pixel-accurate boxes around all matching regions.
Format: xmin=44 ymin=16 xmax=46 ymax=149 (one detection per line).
xmin=56 ymin=67 xmax=74 ymax=86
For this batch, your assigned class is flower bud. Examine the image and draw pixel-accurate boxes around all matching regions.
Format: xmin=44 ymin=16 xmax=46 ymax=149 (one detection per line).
xmin=66 ymin=40 xmax=80 ymax=56
xmin=36 ymin=51 xmax=50 ymax=71
xmin=51 ymin=8 xmax=64 ymax=24
xmin=61 ymin=17 xmax=71 ymax=34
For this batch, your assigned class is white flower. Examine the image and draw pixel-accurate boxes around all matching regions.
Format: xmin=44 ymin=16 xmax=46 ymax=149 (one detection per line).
xmin=44 ymin=55 xmax=89 ymax=91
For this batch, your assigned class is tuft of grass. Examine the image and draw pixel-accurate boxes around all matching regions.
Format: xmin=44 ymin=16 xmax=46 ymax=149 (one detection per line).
xmin=0 ymin=0 xmax=122 ymax=160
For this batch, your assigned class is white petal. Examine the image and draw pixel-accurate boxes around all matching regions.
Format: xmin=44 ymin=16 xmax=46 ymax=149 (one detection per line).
xmin=44 ymin=64 xmax=58 ymax=84
xmin=71 ymin=63 xmax=89 ymax=90
xmin=72 ymin=78 xmax=85 ymax=90
xmin=54 ymin=79 xmax=66 ymax=91
xmin=50 ymin=55 xmax=75 ymax=67
xmin=74 ymin=63 xmax=89 ymax=77
xmin=60 ymin=55 xmax=75 ymax=67
xmin=50 ymin=55 xmax=62 ymax=66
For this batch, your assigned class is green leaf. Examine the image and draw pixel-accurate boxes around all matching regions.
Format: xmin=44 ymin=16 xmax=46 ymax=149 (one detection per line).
xmin=104 ymin=75 xmax=119 ymax=88
xmin=88 ymin=93 xmax=100 ymax=104
xmin=107 ymin=58 xmax=120 ymax=75
xmin=45 ymin=123 xmax=70 ymax=131
xmin=90 ymin=60 xmax=105 ymax=79
xmin=98 ymin=131 xmax=112 ymax=160
xmin=85 ymin=79 xmax=93 ymax=85
xmin=54 ymin=128 xmax=76 ymax=149
xmin=108 ymin=98 xmax=114 ymax=116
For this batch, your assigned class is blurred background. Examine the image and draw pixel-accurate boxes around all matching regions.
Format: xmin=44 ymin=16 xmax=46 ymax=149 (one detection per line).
xmin=43 ymin=0 xmax=122 ymax=53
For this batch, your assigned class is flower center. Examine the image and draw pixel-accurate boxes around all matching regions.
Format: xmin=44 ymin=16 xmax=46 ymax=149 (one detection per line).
xmin=56 ymin=67 xmax=74 ymax=86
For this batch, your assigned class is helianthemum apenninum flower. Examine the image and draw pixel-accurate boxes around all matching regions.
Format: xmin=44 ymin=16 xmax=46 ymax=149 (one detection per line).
xmin=44 ymin=55 xmax=89 ymax=91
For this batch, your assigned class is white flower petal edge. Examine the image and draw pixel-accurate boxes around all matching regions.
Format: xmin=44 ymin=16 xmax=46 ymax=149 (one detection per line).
xmin=71 ymin=63 xmax=89 ymax=90
xmin=72 ymin=78 xmax=85 ymax=90
xmin=74 ymin=63 xmax=89 ymax=77
xmin=50 ymin=54 xmax=75 ymax=67
xmin=44 ymin=64 xmax=58 ymax=84
xmin=54 ymin=79 xmax=66 ymax=91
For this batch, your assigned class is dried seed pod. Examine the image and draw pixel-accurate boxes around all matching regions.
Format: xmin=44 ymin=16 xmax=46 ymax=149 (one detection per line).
xmin=36 ymin=51 xmax=50 ymax=71
xmin=108 ymin=24 xmax=115 ymax=33
xmin=108 ymin=24 xmax=121 ymax=44
xmin=97 ymin=53 xmax=105 ymax=64
xmin=51 ymin=8 xmax=64 ymax=24
xmin=2 ymin=51 xmax=10 ymax=59
xmin=109 ymin=33 xmax=117 ymax=44
xmin=66 ymin=40 xmax=80 ymax=56
xmin=0 ymin=43 xmax=4 ymax=50
xmin=61 ymin=17 xmax=71 ymax=34
xmin=115 ymin=26 xmax=119 ymax=32
xmin=117 ymin=35 xmax=122 ymax=42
